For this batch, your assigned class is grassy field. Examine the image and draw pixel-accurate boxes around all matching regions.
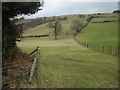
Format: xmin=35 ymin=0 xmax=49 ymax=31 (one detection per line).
xmin=17 ymin=37 xmax=118 ymax=88
xmin=75 ymin=20 xmax=118 ymax=54
xmin=91 ymin=17 xmax=118 ymax=22
xmin=76 ymin=21 xmax=118 ymax=45
xmin=17 ymin=13 xmax=118 ymax=88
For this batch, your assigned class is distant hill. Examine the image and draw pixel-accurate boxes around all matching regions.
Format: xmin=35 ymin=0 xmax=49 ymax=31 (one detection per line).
xmin=21 ymin=14 xmax=90 ymax=31
xmin=21 ymin=16 xmax=69 ymax=31
xmin=20 ymin=13 xmax=118 ymax=34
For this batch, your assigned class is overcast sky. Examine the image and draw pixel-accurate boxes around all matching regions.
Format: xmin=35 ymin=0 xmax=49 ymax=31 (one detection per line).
xmin=21 ymin=0 xmax=119 ymax=19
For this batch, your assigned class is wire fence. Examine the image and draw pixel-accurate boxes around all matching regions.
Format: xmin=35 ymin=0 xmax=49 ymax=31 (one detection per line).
xmin=74 ymin=37 xmax=119 ymax=56
xmin=2 ymin=47 xmax=41 ymax=88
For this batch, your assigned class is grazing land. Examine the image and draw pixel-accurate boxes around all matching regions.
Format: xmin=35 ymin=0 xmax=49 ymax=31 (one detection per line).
xmin=91 ymin=17 xmax=119 ymax=22
xmin=17 ymin=13 xmax=118 ymax=88
xmin=75 ymin=17 xmax=118 ymax=54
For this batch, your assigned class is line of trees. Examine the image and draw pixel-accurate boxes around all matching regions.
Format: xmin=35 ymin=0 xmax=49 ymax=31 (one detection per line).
xmin=71 ymin=15 xmax=93 ymax=36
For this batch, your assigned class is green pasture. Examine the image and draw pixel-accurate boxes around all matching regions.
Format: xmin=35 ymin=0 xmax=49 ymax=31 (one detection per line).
xmin=18 ymin=13 xmax=118 ymax=88
xmin=91 ymin=17 xmax=119 ymax=22
xmin=93 ymin=13 xmax=118 ymax=17
xmin=75 ymin=21 xmax=118 ymax=54
xmin=17 ymin=37 xmax=118 ymax=88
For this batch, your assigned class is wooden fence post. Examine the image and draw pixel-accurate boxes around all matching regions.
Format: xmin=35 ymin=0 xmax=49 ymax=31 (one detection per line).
xmin=102 ymin=45 xmax=104 ymax=52
xmin=29 ymin=58 xmax=37 ymax=83
xmin=88 ymin=43 xmax=89 ymax=48
xmin=86 ymin=43 xmax=88 ymax=48
xmin=36 ymin=47 xmax=43 ymax=87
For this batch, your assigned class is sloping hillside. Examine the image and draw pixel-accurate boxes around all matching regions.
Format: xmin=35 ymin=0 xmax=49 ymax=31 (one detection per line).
xmin=23 ymin=14 xmax=88 ymax=37
xmin=75 ymin=14 xmax=118 ymax=54
xmin=17 ymin=13 xmax=118 ymax=88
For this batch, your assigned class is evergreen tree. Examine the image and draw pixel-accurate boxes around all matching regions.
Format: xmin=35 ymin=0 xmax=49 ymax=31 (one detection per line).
xmin=2 ymin=2 xmax=44 ymax=60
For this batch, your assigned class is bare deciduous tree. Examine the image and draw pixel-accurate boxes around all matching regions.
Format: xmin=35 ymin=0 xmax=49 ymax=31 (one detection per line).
xmin=71 ymin=20 xmax=83 ymax=34
xmin=47 ymin=21 xmax=62 ymax=39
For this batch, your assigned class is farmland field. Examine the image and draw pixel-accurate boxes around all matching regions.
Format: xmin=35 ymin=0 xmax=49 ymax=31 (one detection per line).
xmin=18 ymin=37 xmax=118 ymax=88
xmin=17 ymin=13 xmax=118 ymax=88
xmin=75 ymin=22 xmax=118 ymax=45
xmin=91 ymin=17 xmax=119 ymax=22
xmin=75 ymin=17 xmax=118 ymax=54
